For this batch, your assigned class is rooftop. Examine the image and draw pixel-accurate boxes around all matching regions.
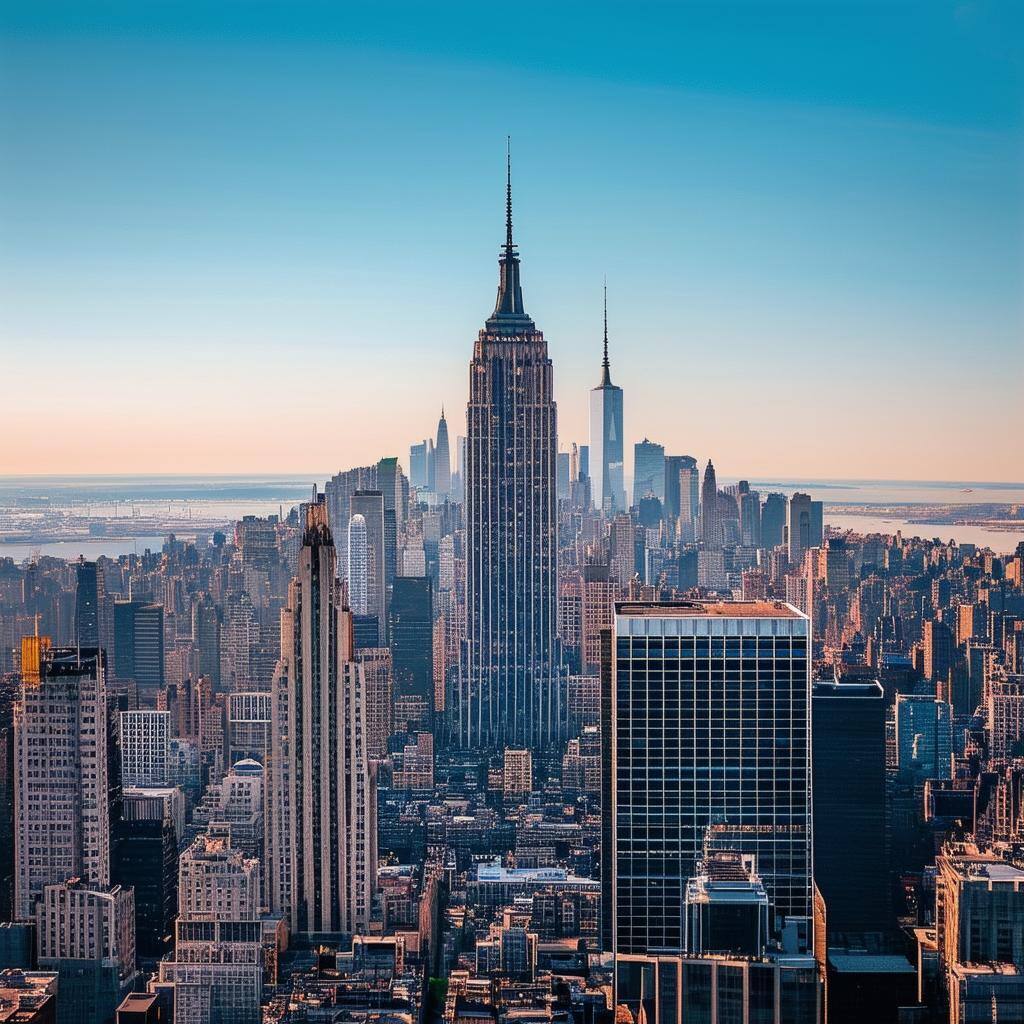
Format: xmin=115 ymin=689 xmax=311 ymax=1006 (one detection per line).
xmin=827 ymin=954 xmax=916 ymax=975
xmin=616 ymin=600 xmax=804 ymax=619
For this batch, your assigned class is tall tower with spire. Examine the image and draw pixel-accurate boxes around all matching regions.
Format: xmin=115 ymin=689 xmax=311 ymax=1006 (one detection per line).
xmin=463 ymin=144 xmax=560 ymax=752
xmin=434 ymin=407 xmax=451 ymax=498
xmin=589 ymin=283 xmax=626 ymax=514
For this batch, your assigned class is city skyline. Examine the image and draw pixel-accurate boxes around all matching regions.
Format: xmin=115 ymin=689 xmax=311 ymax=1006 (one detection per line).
xmin=3 ymin=2 xmax=1022 ymax=479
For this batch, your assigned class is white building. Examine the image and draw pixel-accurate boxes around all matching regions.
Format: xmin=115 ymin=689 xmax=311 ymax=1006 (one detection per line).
xmin=120 ymin=710 xmax=171 ymax=787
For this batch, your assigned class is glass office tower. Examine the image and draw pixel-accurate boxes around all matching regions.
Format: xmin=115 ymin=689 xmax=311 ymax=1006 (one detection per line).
xmin=606 ymin=600 xmax=813 ymax=958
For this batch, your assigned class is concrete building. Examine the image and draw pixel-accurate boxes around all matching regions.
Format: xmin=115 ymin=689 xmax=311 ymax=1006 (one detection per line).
xmin=15 ymin=641 xmax=110 ymax=919
xmin=266 ymin=496 xmax=377 ymax=937
xmin=158 ymin=833 xmax=262 ymax=1024
xmin=36 ymin=881 xmax=136 ymax=1024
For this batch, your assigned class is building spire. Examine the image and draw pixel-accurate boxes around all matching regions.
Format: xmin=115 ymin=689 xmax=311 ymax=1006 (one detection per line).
xmin=600 ymin=279 xmax=612 ymax=386
xmin=488 ymin=137 xmax=533 ymax=331
xmin=505 ymin=135 xmax=514 ymax=254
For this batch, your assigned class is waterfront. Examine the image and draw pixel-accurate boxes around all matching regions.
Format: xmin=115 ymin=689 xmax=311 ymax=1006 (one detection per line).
xmin=1 ymin=475 xmax=1022 ymax=561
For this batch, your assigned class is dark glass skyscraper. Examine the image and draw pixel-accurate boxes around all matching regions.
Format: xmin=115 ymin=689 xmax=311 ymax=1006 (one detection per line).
xmin=390 ymin=576 xmax=434 ymax=704
xmin=463 ymin=152 xmax=559 ymax=752
xmin=812 ymin=679 xmax=889 ymax=942
xmin=605 ymin=600 xmax=813 ymax=957
xmin=74 ymin=559 xmax=104 ymax=649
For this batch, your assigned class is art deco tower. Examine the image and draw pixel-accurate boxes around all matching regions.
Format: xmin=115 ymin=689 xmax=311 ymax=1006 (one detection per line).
xmin=434 ymin=408 xmax=452 ymax=498
xmin=589 ymin=285 xmax=625 ymax=515
xmin=463 ymin=149 xmax=560 ymax=752
xmin=266 ymin=494 xmax=376 ymax=937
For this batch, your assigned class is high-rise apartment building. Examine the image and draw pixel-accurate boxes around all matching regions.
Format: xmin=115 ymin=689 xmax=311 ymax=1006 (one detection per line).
xmin=350 ymin=491 xmax=387 ymax=630
xmin=347 ymin=513 xmax=369 ymax=616
xmin=589 ymin=286 xmax=625 ymax=515
xmin=463 ymin=153 xmax=560 ymax=752
xmin=15 ymin=640 xmax=110 ymax=919
xmin=605 ymin=601 xmax=813 ymax=958
xmin=36 ymin=880 xmax=136 ymax=1024
xmin=158 ymin=832 xmax=262 ymax=1024
xmin=266 ymin=497 xmax=377 ymax=936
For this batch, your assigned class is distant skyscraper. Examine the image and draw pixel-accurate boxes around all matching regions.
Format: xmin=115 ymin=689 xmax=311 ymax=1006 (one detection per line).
xmin=347 ymin=513 xmax=369 ymax=616
xmin=15 ymin=640 xmax=110 ymax=919
xmin=390 ymin=576 xmax=433 ymax=707
xmin=409 ymin=441 xmax=428 ymax=489
xmin=605 ymin=600 xmax=813 ymax=957
xmin=789 ymin=492 xmax=815 ymax=565
xmin=632 ymin=438 xmax=665 ymax=506
xmin=739 ymin=486 xmax=762 ymax=548
xmin=266 ymin=497 xmax=376 ymax=936
xmin=761 ymin=493 xmax=787 ymax=550
xmin=463 ymin=150 xmax=560 ymax=752
xmin=113 ymin=601 xmax=164 ymax=695
xmin=589 ymin=286 xmax=625 ymax=515
xmin=434 ymin=408 xmax=451 ymax=497
xmin=74 ymin=559 xmax=104 ymax=649
xmin=699 ymin=459 xmax=722 ymax=550
xmin=351 ymin=491 xmax=386 ymax=628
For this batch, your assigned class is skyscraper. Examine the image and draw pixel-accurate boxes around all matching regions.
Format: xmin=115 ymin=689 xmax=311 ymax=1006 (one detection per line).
xmin=700 ymin=459 xmax=722 ymax=550
xmin=633 ymin=438 xmax=665 ymax=506
xmin=463 ymin=149 xmax=560 ymax=752
xmin=789 ymin=492 xmax=814 ymax=566
xmin=15 ymin=639 xmax=110 ymax=919
xmin=266 ymin=496 xmax=376 ymax=936
xmin=390 ymin=576 xmax=434 ymax=707
xmin=347 ymin=513 xmax=369 ymax=616
xmin=812 ymin=679 xmax=889 ymax=942
xmin=112 ymin=601 xmax=165 ymax=695
xmin=605 ymin=600 xmax=813 ymax=958
xmin=761 ymin=493 xmax=788 ymax=551
xmin=589 ymin=285 xmax=625 ymax=515
xmin=74 ymin=559 xmax=105 ymax=650
xmin=350 ymin=491 xmax=387 ymax=629
xmin=434 ymin=408 xmax=451 ymax=498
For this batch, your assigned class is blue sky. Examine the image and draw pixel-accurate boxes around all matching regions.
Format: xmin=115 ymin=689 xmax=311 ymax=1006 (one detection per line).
xmin=1 ymin=1 xmax=1022 ymax=478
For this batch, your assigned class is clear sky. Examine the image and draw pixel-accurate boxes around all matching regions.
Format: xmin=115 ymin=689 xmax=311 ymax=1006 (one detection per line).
xmin=1 ymin=1 xmax=1022 ymax=481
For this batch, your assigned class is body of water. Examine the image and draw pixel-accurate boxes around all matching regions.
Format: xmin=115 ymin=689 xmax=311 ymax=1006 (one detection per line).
xmin=824 ymin=513 xmax=1024 ymax=554
xmin=1 ymin=475 xmax=1022 ymax=560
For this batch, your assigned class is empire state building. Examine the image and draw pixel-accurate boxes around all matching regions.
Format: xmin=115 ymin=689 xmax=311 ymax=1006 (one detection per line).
xmin=462 ymin=152 xmax=560 ymax=752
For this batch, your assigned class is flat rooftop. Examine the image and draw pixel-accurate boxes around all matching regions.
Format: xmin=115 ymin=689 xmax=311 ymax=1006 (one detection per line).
xmin=616 ymin=601 xmax=804 ymax=619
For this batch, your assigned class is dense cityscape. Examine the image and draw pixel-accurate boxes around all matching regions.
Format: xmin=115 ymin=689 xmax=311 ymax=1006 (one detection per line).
xmin=0 ymin=164 xmax=1022 ymax=1024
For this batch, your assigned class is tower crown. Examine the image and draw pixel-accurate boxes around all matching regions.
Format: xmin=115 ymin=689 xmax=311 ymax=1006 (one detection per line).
xmin=487 ymin=139 xmax=535 ymax=334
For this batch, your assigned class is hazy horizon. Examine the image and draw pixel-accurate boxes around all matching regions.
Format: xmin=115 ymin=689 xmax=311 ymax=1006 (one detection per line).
xmin=3 ymin=2 xmax=1022 ymax=479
